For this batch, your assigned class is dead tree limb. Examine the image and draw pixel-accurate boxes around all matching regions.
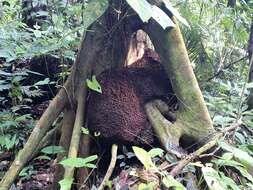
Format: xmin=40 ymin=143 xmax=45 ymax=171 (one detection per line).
xmin=98 ymin=144 xmax=118 ymax=190
xmin=170 ymin=123 xmax=240 ymax=177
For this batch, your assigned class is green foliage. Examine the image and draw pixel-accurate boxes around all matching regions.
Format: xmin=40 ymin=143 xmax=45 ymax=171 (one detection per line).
xmin=162 ymin=175 xmax=186 ymax=190
xmin=59 ymin=155 xmax=98 ymax=189
xmin=133 ymin=146 xmax=186 ymax=189
xmin=59 ymin=155 xmax=98 ymax=168
xmin=19 ymin=165 xmax=36 ymax=181
xmin=132 ymin=146 xmax=157 ymax=170
xmin=0 ymin=0 xmax=253 ymax=189
xmin=138 ymin=181 xmax=157 ymax=190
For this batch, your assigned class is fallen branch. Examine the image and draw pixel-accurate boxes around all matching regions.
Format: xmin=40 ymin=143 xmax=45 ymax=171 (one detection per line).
xmin=98 ymin=144 xmax=118 ymax=190
xmin=169 ymin=123 xmax=240 ymax=177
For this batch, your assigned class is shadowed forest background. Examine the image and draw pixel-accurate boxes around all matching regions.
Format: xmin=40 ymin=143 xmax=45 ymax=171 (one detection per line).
xmin=0 ymin=0 xmax=253 ymax=190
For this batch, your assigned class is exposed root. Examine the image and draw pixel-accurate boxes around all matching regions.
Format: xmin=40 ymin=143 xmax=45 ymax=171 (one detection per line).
xmin=50 ymin=109 xmax=75 ymax=190
xmin=145 ymin=99 xmax=185 ymax=158
xmin=98 ymin=144 xmax=118 ymax=190
xmin=32 ymin=124 xmax=61 ymax=158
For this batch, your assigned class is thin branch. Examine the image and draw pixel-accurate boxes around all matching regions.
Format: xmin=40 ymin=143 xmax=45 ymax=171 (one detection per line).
xmin=169 ymin=123 xmax=240 ymax=177
xmin=207 ymin=56 xmax=248 ymax=81
xmin=98 ymin=144 xmax=118 ymax=190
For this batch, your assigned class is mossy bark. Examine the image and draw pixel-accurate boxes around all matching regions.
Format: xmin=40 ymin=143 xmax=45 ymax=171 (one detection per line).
xmin=144 ymin=9 xmax=214 ymax=155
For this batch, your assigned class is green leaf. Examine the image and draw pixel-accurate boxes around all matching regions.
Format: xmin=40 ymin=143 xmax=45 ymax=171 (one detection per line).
xmin=59 ymin=155 xmax=98 ymax=168
xmin=219 ymin=172 xmax=240 ymax=190
xmin=83 ymin=0 xmax=108 ymax=30
xmin=41 ymin=146 xmax=66 ymax=155
xmin=151 ymin=6 xmax=175 ymax=29
xmin=218 ymin=141 xmax=253 ymax=176
xmin=148 ymin=148 xmax=164 ymax=158
xmin=81 ymin=127 xmax=89 ymax=135
xmin=86 ymin=75 xmax=102 ymax=93
xmin=132 ymin=146 xmax=156 ymax=170
xmin=59 ymin=177 xmax=74 ymax=190
xmin=138 ymin=181 xmax=157 ymax=190
xmin=162 ymin=175 xmax=186 ymax=190
xmin=126 ymin=0 xmax=152 ymax=22
xmin=162 ymin=1 xmax=190 ymax=28
xmin=34 ymin=30 xmax=42 ymax=38
xmin=34 ymin=78 xmax=50 ymax=86
xmin=5 ymin=135 xmax=17 ymax=150
xmin=126 ymin=0 xmax=174 ymax=29
xmin=202 ymin=166 xmax=226 ymax=190
xmin=35 ymin=155 xmax=51 ymax=160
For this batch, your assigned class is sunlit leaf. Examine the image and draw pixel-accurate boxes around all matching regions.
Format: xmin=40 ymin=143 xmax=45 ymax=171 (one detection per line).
xmin=126 ymin=0 xmax=152 ymax=22
xmin=81 ymin=127 xmax=89 ymax=135
xmin=59 ymin=155 xmax=98 ymax=168
xmin=132 ymin=146 xmax=156 ymax=170
xmin=86 ymin=75 xmax=102 ymax=93
xmin=41 ymin=146 xmax=66 ymax=154
xmin=151 ymin=6 xmax=175 ymax=29
xmin=202 ymin=166 xmax=226 ymax=190
xmin=148 ymin=148 xmax=164 ymax=158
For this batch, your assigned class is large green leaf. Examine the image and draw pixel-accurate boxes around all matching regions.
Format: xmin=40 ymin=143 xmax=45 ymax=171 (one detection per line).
xmin=126 ymin=0 xmax=174 ymax=29
xmin=59 ymin=155 xmax=98 ymax=168
xmin=126 ymin=0 xmax=152 ymax=22
xmin=218 ymin=141 xmax=253 ymax=176
xmin=202 ymin=166 xmax=226 ymax=190
xmin=151 ymin=5 xmax=175 ymax=29
xmin=132 ymin=146 xmax=156 ymax=170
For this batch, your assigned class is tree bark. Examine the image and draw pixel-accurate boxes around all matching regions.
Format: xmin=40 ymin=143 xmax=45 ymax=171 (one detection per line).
xmin=227 ymin=0 xmax=236 ymax=7
xmin=144 ymin=1 xmax=214 ymax=155
xmin=247 ymin=17 xmax=253 ymax=109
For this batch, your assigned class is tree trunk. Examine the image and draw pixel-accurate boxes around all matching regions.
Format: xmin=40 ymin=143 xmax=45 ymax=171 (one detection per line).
xmin=247 ymin=17 xmax=253 ymax=109
xmin=143 ymin=1 xmax=214 ymax=156
xmin=227 ymin=0 xmax=236 ymax=7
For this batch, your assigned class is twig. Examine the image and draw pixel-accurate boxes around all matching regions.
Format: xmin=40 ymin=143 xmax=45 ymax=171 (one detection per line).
xmin=207 ymin=56 xmax=247 ymax=82
xmin=98 ymin=144 xmax=118 ymax=190
xmin=169 ymin=123 xmax=240 ymax=177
